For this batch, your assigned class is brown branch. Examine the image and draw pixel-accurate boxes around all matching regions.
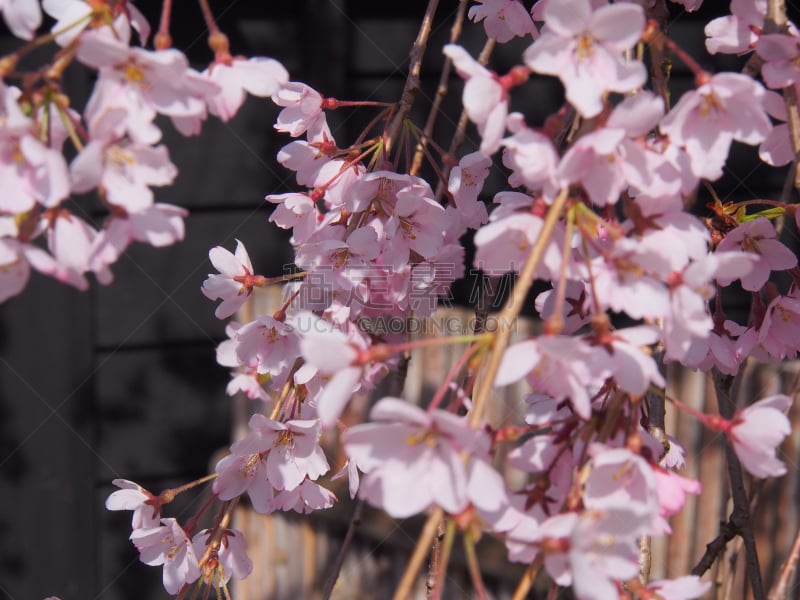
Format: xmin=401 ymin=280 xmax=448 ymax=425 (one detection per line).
xmin=385 ymin=0 xmax=440 ymax=155
xmin=692 ymin=516 xmax=741 ymax=577
xmin=410 ymin=0 xmax=470 ymax=177
xmin=392 ymin=507 xmax=444 ymax=600
xmin=700 ymin=369 xmax=766 ymax=600
xmin=322 ymin=498 xmax=365 ymax=600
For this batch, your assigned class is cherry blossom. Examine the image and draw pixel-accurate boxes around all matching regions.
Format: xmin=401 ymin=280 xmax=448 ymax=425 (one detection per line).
xmin=726 ymin=394 xmax=792 ymax=478
xmin=206 ymin=57 xmax=289 ymax=121
xmin=105 ymin=478 xmax=160 ymax=530
xmin=130 ymin=518 xmax=201 ymax=595
xmin=715 ymin=217 xmax=797 ymax=291
xmin=524 ymin=0 xmax=646 ymax=118
xmin=192 ymin=528 xmax=253 ymax=588
xmin=443 ymin=44 xmax=514 ymax=155
xmin=705 ymin=0 xmax=765 ymax=56
xmin=659 ymin=73 xmax=772 ymax=181
xmin=202 ymin=240 xmax=260 ymax=319
xmin=0 ymin=0 xmax=41 ymax=40
xmin=468 ymin=0 xmax=537 ymax=43
xmin=343 ymin=397 xmax=490 ymax=518
xmin=272 ymin=82 xmax=325 ymax=137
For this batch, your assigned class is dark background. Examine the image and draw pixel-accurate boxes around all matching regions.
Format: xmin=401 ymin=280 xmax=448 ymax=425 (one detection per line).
xmin=0 ymin=1 xmax=796 ymax=598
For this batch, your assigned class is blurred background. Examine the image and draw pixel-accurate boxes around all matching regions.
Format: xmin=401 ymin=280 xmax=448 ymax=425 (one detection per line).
xmin=0 ymin=1 xmax=798 ymax=598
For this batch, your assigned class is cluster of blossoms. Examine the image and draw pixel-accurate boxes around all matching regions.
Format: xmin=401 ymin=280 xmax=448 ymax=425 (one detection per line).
xmin=0 ymin=0 xmax=289 ymax=302
xmin=10 ymin=0 xmax=798 ymax=597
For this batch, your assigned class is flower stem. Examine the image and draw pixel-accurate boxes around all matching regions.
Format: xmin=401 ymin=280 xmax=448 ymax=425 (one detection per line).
xmin=427 ymin=342 xmax=482 ymax=413
xmin=470 ymin=188 xmax=570 ymax=428
xmin=511 ymin=555 xmax=543 ymax=600
xmin=463 ymin=531 xmax=489 ymax=600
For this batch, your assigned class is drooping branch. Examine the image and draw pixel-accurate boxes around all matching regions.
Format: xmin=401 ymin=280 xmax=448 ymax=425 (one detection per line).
xmin=385 ymin=0 xmax=440 ymax=155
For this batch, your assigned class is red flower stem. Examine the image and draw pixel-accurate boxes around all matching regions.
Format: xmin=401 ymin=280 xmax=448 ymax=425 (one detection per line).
xmin=182 ymin=493 xmax=217 ymax=536
xmin=197 ymin=0 xmax=221 ymax=36
xmin=646 ymin=22 xmax=709 ymax=82
xmin=156 ymin=0 xmax=173 ymax=48
xmin=161 ymin=472 xmax=218 ymax=502
xmin=429 ymin=519 xmax=456 ymax=598
xmin=427 ymin=342 xmax=482 ymax=413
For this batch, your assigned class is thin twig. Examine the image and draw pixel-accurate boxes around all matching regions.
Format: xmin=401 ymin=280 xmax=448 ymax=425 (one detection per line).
xmin=463 ymin=532 xmax=489 ymax=600
xmin=410 ymin=0 xmax=470 ymax=176
xmin=392 ymin=507 xmax=444 ymax=600
xmin=430 ymin=519 xmax=456 ymax=599
xmin=425 ymin=520 xmax=446 ymax=598
xmin=511 ymin=555 xmax=543 ymax=600
xmin=322 ymin=498 xmax=365 ymax=600
xmin=385 ymin=0 xmax=440 ymax=155
xmin=768 ymin=525 xmax=800 ymax=600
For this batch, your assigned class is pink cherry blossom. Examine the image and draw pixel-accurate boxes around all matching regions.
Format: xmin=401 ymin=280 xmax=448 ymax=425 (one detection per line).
xmin=78 ymin=31 xmax=219 ymax=142
xmin=716 ymin=217 xmax=797 ymax=291
xmin=272 ymin=82 xmax=325 ymax=137
xmin=653 ymin=468 xmax=702 ymax=529
xmin=705 ymin=0 xmax=764 ymax=56
xmin=660 ymin=73 xmax=772 ymax=181
xmin=756 ymin=33 xmax=800 ymax=89
xmin=443 ymin=44 xmax=511 ymax=155
xmin=105 ymin=478 xmax=160 ymax=530
xmin=0 ymin=0 xmax=41 ymax=40
xmin=202 ymin=240 xmax=260 ymax=319
xmin=130 ymin=518 xmax=201 ymax=595
xmin=501 ymin=113 xmax=560 ymax=201
xmin=757 ymin=291 xmax=800 ymax=359
xmin=495 ymin=336 xmax=605 ymax=419
xmin=69 ymin=120 xmax=177 ymax=212
xmin=0 ymin=220 xmax=71 ymax=302
xmin=206 ymin=57 xmax=289 ymax=121
xmin=468 ymin=0 xmax=537 ymax=43
xmin=759 ymin=89 xmax=794 ymax=167
xmin=88 ymin=203 xmax=188 ymax=274
xmin=343 ymin=397 xmax=490 ymax=518
xmin=646 ymin=576 xmax=711 ymax=600
xmin=524 ymin=0 xmax=646 ymax=118
xmin=447 ymin=151 xmax=490 ymax=230
xmin=534 ymin=509 xmax=642 ymax=600
xmin=272 ymin=479 xmax=337 ymax=513
xmin=726 ymin=394 xmax=792 ymax=478
xmin=0 ymin=83 xmax=70 ymax=213
xmin=192 ymin=528 xmax=253 ymax=588
xmin=583 ymin=447 xmax=659 ymax=525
